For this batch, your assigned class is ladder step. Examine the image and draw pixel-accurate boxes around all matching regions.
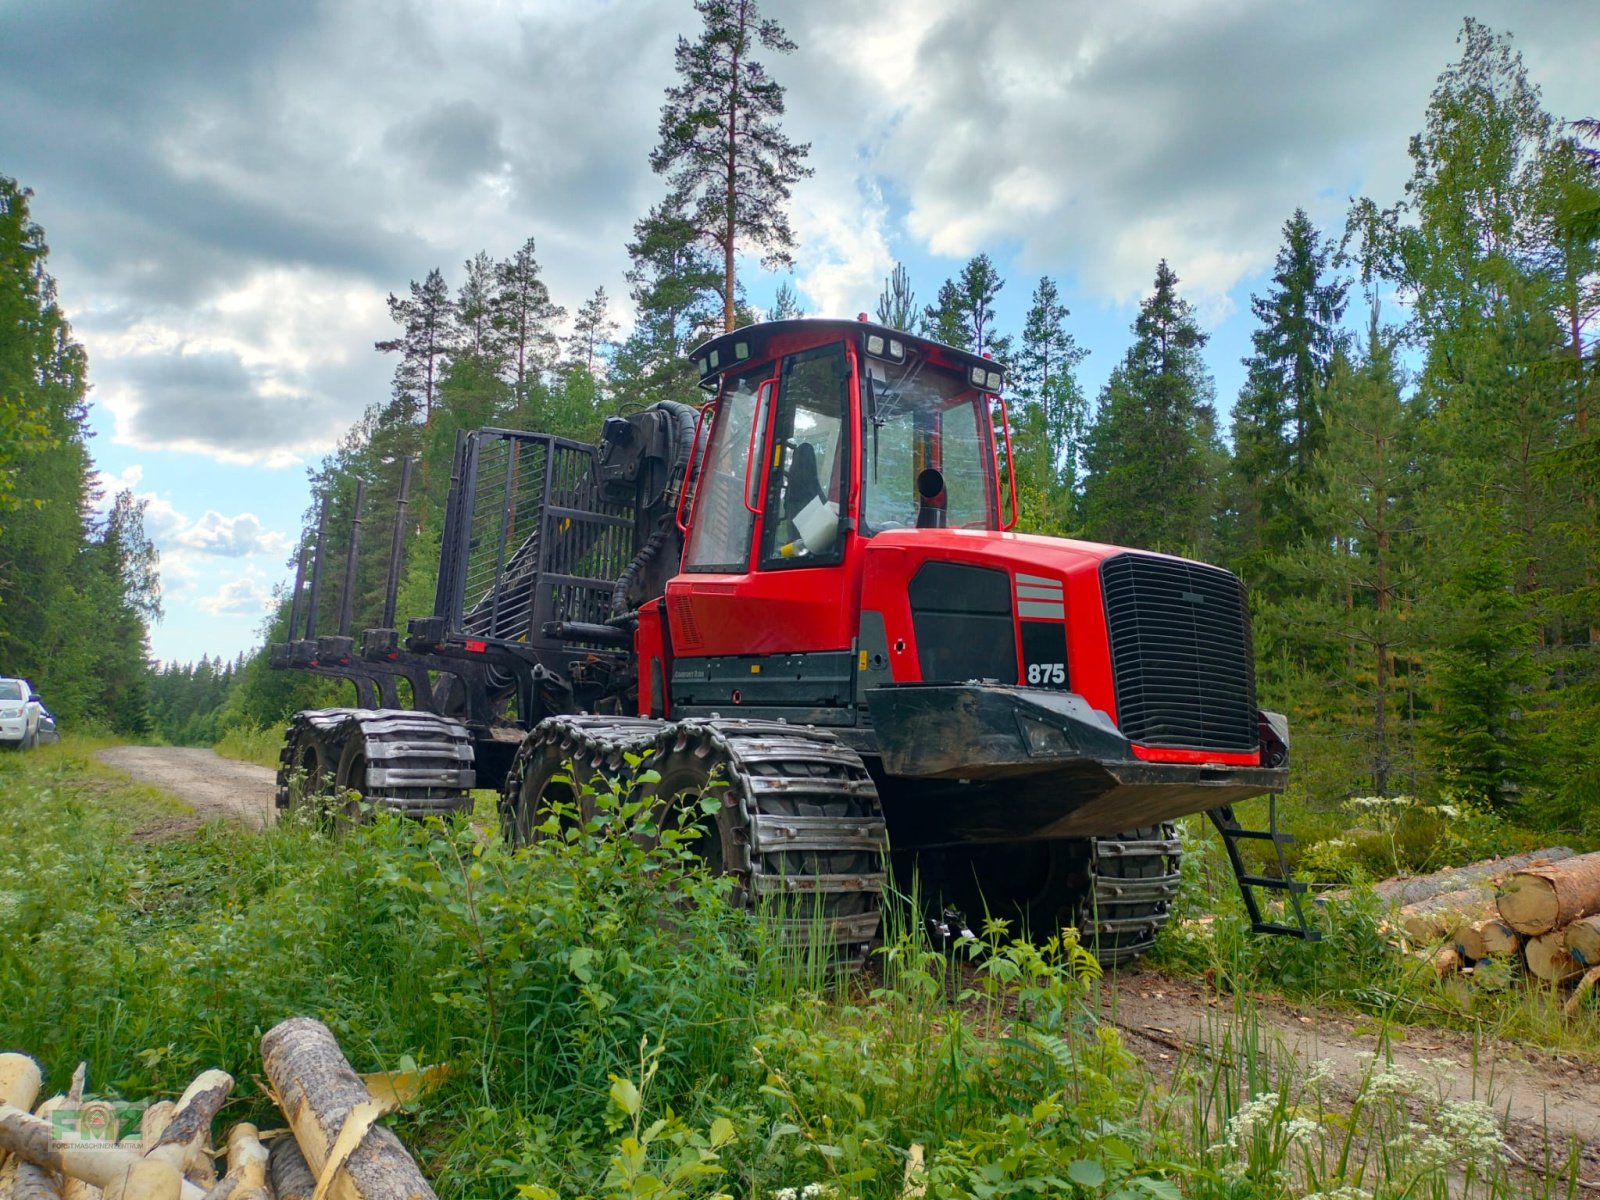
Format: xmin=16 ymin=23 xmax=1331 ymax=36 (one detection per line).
xmin=1253 ymin=921 xmax=1323 ymax=940
xmin=1239 ymin=874 xmax=1311 ymax=894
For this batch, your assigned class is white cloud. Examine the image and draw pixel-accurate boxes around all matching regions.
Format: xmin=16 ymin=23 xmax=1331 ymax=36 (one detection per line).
xmin=172 ymin=511 xmax=291 ymax=558
xmin=197 ymin=577 xmax=275 ymax=616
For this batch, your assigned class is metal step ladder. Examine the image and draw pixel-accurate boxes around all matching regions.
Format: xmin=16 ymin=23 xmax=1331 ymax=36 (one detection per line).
xmin=1207 ymin=797 xmax=1321 ymax=940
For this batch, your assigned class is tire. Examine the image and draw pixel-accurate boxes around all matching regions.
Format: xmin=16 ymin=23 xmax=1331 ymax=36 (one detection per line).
xmin=275 ymin=715 xmax=344 ymax=826
xmin=334 ymin=733 xmax=370 ymax=829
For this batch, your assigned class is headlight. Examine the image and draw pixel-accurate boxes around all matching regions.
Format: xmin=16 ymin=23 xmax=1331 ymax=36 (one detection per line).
xmin=0 ymin=707 xmax=20 ymax=718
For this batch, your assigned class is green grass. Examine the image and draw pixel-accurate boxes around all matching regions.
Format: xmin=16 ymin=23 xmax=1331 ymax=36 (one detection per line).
xmin=212 ymin=723 xmax=284 ymax=768
xmin=0 ymin=744 xmax=1590 ymax=1199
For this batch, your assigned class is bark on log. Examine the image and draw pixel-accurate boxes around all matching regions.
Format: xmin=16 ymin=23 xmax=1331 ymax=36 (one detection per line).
xmin=266 ymin=1135 xmax=315 ymax=1200
xmin=1566 ymin=915 xmax=1600 ymax=967
xmin=260 ymin=1019 xmax=435 ymax=1200
xmin=15 ymin=1097 xmax=66 ymax=1200
xmin=1371 ymin=847 xmax=1575 ymax=906
xmin=1477 ymin=918 xmax=1522 ymax=958
xmin=0 ymin=1106 xmax=204 ymax=1200
xmin=1525 ymin=930 xmax=1585 ymax=983
xmin=1497 ymin=851 xmax=1600 ymax=935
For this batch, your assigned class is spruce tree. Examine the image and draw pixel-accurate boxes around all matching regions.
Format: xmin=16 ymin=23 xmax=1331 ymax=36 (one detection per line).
xmin=1229 ymin=209 xmax=1347 ymax=575
xmin=1080 ymin=261 xmax=1221 ymax=554
xmin=921 ymin=255 xmax=1011 ymax=358
xmin=612 ymin=194 xmax=723 ymax=406
xmin=567 ymin=287 xmax=617 ymax=377
xmin=1014 ymin=277 xmax=1088 ymax=510
xmin=649 ymin=0 xmax=812 ymax=332
xmin=769 ymin=279 xmax=803 ymax=320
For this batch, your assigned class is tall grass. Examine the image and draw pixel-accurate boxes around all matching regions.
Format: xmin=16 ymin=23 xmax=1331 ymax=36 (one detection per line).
xmin=0 ymin=742 xmax=1587 ymax=1198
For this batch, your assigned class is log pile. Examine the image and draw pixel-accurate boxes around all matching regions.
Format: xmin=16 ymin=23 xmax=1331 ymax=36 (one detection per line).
xmin=0 ymin=1021 xmax=437 ymax=1200
xmin=1383 ymin=849 xmax=1600 ymax=1008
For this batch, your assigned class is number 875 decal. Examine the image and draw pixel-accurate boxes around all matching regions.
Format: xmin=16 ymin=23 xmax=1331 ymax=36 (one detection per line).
xmin=1026 ymin=662 xmax=1066 ymax=686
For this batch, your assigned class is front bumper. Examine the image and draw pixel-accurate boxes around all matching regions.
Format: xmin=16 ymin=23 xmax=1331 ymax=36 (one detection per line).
xmin=864 ymin=683 xmax=1287 ymax=839
xmin=0 ymin=716 xmax=28 ymax=744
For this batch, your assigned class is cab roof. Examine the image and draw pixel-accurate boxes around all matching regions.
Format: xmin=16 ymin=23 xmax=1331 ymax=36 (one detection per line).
xmin=688 ymin=318 xmax=1008 ymax=395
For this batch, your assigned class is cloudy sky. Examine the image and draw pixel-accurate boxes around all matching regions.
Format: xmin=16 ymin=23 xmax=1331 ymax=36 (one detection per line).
xmin=1 ymin=0 xmax=1593 ymax=664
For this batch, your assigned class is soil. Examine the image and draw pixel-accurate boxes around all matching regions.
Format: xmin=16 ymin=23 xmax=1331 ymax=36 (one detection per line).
xmin=1106 ymin=967 xmax=1600 ymax=1184
xmin=96 ymin=745 xmax=275 ymax=836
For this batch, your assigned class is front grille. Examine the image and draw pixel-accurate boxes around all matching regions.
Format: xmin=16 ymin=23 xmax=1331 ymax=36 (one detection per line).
xmin=1100 ymin=554 xmax=1257 ymax=752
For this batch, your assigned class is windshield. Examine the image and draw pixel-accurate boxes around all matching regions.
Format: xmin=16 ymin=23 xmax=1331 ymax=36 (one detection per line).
xmin=0 ymin=681 xmax=23 ymax=701
xmin=859 ymin=356 xmax=995 ymax=533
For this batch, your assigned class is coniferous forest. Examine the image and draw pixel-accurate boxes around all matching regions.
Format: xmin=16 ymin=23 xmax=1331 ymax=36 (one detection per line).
xmin=3 ymin=13 xmax=1596 ymax=844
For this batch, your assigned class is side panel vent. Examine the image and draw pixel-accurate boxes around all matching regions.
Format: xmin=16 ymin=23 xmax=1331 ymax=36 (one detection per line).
xmin=1100 ymin=554 xmax=1257 ymax=752
xmin=670 ymin=594 xmax=703 ymax=649
xmin=908 ymin=563 xmax=1017 ymax=684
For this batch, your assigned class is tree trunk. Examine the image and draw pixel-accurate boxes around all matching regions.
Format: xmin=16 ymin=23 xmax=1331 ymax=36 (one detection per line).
xmin=1566 ymin=914 xmax=1600 ymax=968
xmin=198 ymin=1125 xmax=268 ymax=1200
xmin=100 ymin=1161 xmax=181 ymax=1200
xmin=14 ymin=1096 xmax=65 ymax=1200
xmin=1497 ymin=852 xmax=1600 ymax=934
xmin=0 ymin=1107 xmax=203 ymax=1200
xmin=1525 ymin=930 xmax=1584 ymax=983
xmin=267 ymin=1134 xmax=316 ymax=1200
xmin=259 ymin=1018 xmax=436 ymax=1200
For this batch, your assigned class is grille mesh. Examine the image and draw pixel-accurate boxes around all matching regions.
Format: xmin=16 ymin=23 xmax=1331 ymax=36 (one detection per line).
xmin=1100 ymin=554 xmax=1258 ymax=752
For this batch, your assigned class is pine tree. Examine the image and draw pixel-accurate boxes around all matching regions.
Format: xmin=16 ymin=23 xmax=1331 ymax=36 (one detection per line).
xmin=770 ymin=279 xmax=803 ymax=320
xmin=493 ymin=237 xmax=565 ymax=397
xmin=649 ymin=0 xmax=812 ymax=333
xmin=1080 ymin=261 xmax=1221 ymax=554
xmin=375 ymin=268 xmax=456 ymax=425
xmin=567 ymin=286 xmax=617 ymax=377
xmin=875 ymin=263 xmax=917 ymax=330
xmin=921 ymin=255 xmax=1012 ymax=359
xmin=453 ymin=251 xmax=501 ymax=365
xmin=612 ymin=194 xmax=723 ymax=407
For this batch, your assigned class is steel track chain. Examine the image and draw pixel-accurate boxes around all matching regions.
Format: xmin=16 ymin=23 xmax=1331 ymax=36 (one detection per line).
xmin=276 ymin=707 xmax=476 ymax=820
xmin=1087 ymin=824 xmax=1182 ymax=965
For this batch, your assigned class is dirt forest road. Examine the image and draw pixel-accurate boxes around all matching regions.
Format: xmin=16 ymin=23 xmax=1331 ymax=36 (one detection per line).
xmin=97 ymin=745 xmax=275 ymax=835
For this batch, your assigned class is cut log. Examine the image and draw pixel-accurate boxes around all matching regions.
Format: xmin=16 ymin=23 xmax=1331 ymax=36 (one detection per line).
xmin=15 ymin=1096 xmax=66 ymax=1200
xmin=138 ymin=1107 xmax=174 ymax=1157
xmin=145 ymin=1073 xmax=230 ymax=1190
xmin=1566 ymin=915 xmax=1600 ymax=967
xmin=1457 ymin=923 xmax=1488 ymax=961
xmin=260 ymin=1018 xmax=436 ymax=1200
xmin=1497 ymin=851 xmax=1600 ymax=935
xmin=1400 ymin=893 xmax=1495 ymax=946
xmin=1371 ymin=846 xmax=1575 ymax=906
xmin=202 ymin=1125 xmax=268 ymax=1200
xmin=266 ymin=1134 xmax=316 ymax=1200
xmin=100 ymin=1160 xmax=181 ymax=1200
xmin=1525 ymin=930 xmax=1585 ymax=983
xmin=1470 ymin=917 xmax=1521 ymax=959
xmin=0 ymin=1105 xmax=203 ymax=1200
xmin=0 ymin=1059 xmax=42 ymax=1114
xmin=1432 ymin=945 xmax=1464 ymax=977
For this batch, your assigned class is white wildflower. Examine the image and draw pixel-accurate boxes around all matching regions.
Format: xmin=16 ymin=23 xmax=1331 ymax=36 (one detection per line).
xmin=1438 ymin=1099 xmax=1504 ymax=1167
xmin=1284 ymin=1117 xmax=1320 ymax=1146
xmin=1209 ymin=1091 xmax=1279 ymax=1153
xmin=1305 ymin=1058 xmax=1338 ymax=1088
xmin=1305 ymin=1188 xmax=1373 ymax=1200
xmin=1368 ymin=1063 xmax=1424 ymax=1098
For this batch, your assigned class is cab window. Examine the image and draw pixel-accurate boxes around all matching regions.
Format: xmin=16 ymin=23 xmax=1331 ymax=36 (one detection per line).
xmin=682 ymin=365 xmax=772 ymax=571
xmin=760 ymin=343 xmax=851 ymax=568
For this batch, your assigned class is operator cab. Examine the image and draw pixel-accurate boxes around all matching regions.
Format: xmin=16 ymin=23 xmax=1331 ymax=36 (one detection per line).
xmin=678 ymin=317 xmax=1012 ymax=565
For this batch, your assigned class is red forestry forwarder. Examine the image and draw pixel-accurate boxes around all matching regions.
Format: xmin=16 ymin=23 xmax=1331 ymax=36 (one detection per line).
xmin=270 ymin=317 xmax=1316 ymax=963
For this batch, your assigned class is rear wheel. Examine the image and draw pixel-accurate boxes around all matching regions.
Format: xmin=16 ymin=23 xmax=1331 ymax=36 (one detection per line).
xmin=275 ymin=711 xmax=347 ymax=823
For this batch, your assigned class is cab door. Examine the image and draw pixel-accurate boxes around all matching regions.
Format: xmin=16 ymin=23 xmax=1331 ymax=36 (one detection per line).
xmin=667 ymin=341 xmax=861 ymax=659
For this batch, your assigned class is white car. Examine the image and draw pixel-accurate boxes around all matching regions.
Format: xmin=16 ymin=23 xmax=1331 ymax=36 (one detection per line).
xmin=0 ymin=678 xmax=43 ymax=749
